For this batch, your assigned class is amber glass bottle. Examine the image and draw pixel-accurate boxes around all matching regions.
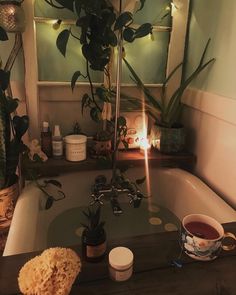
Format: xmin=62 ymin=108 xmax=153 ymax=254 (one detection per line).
xmin=41 ymin=121 xmax=52 ymax=157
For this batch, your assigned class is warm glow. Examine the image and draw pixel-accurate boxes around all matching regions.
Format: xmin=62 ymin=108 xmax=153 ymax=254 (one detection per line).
xmin=141 ymin=93 xmax=151 ymax=197
xmin=140 ymin=137 xmax=151 ymax=153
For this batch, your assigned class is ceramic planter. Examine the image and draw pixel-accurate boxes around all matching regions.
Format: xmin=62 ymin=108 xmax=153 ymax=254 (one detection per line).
xmin=0 ymin=182 xmax=19 ymax=230
xmin=150 ymin=125 xmax=186 ymax=154
xmin=82 ymin=229 xmax=107 ymax=262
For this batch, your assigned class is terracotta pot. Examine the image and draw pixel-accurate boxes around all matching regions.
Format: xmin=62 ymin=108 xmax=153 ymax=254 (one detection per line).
xmin=150 ymin=125 xmax=186 ymax=154
xmin=0 ymin=183 xmax=19 ymax=230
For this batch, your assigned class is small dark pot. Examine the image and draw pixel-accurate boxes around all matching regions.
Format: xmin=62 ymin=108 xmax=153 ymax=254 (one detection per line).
xmin=150 ymin=125 xmax=186 ymax=154
xmin=82 ymin=229 xmax=107 ymax=262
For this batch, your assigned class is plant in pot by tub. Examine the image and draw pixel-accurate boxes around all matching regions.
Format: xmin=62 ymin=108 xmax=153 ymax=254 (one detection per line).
xmin=124 ymin=39 xmax=215 ymax=154
xmin=81 ymin=206 xmax=106 ymax=262
xmin=0 ymin=28 xmax=29 ymax=230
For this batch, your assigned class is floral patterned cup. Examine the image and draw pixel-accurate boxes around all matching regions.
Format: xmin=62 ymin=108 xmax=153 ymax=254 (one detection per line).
xmin=181 ymin=214 xmax=236 ymax=261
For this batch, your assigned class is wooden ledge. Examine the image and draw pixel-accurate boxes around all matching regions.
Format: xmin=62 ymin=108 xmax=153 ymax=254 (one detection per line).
xmin=22 ymin=149 xmax=196 ymax=178
xmin=0 ymin=222 xmax=236 ymax=294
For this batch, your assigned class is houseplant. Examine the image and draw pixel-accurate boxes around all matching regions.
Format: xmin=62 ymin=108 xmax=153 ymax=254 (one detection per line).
xmin=0 ymin=27 xmax=29 ymax=229
xmin=81 ymin=205 xmax=106 ymax=262
xmin=44 ymin=0 xmax=156 ymax=140
xmin=123 ymin=38 xmax=215 ymax=153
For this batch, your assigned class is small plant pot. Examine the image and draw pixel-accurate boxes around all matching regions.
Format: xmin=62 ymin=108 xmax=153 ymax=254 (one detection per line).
xmin=0 ymin=183 xmax=19 ymax=230
xmin=82 ymin=229 xmax=107 ymax=262
xmin=150 ymin=125 xmax=186 ymax=154
xmin=93 ymin=139 xmax=112 ymax=156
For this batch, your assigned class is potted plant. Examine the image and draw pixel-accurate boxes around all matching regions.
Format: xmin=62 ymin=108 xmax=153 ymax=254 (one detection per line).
xmin=123 ymin=39 xmax=215 ymax=154
xmin=0 ymin=27 xmax=29 ymax=230
xmin=81 ymin=206 xmax=106 ymax=262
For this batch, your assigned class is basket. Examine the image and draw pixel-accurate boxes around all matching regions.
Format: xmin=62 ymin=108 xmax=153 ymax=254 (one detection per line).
xmin=0 ymin=183 xmax=19 ymax=231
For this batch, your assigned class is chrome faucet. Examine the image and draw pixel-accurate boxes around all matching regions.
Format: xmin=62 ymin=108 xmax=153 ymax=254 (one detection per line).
xmin=90 ymin=174 xmax=144 ymax=215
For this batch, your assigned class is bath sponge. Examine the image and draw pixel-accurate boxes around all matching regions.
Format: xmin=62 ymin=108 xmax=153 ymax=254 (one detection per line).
xmin=18 ymin=247 xmax=81 ymax=295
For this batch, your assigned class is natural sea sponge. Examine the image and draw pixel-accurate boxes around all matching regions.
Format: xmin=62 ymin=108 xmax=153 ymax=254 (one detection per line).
xmin=18 ymin=247 xmax=81 ymax=295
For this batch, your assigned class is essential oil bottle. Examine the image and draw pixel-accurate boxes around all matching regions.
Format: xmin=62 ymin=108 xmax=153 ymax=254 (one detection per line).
xmin=52 ymin=125 xmax=63 ymax=158
xmin=41 ymin=121 xmax=52 ymax=158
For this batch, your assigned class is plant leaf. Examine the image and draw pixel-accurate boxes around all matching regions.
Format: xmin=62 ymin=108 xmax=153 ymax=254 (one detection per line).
xmin=0 ymin=26 xmax=8 ymax=41
xmin=0 ymin=70 xmax=10 ymax=91
xmin=90 ymin=107 xmax=99 ymax=122
xmin=71 ymin=71 xmax=81 ymax=91
xmin=136 ymin=176 xmax=146 ymax=185
xmin=44 ymin=179 xmax=62 ymax=188
xmin=81 ymin=93 xmax=90 ymax=115
xmin=123 ymin=27 xmax=135 ymax=42
xmin=54 ymin=0 xmax=74 ymax=11
xmin=45 ymin=196 xmax=54 ymax=210
xmin=114 ymin=12 xmax=133 ymax=31
xmin=56 ymin=29 xmax=71 ymax=57
xmin=134 ymin=23 xmax=152 ymax=39
xmin=136 ymin=0 xmax=146 ymax=12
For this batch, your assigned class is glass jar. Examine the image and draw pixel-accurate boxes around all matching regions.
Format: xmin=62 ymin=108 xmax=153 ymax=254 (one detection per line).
xmin=109 ymin=247 xmax=134 ymax=282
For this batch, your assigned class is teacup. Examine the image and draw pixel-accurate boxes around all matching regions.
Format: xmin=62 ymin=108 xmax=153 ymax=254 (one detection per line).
xmin=181 ymin=214 xmax=236 ymax=261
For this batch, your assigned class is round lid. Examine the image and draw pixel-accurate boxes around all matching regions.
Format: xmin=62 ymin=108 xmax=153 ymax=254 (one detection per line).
xmin=64 ymin=134 xmax=87 ymax=144
xmin=109 ymin=247 xmax=133 ymax=270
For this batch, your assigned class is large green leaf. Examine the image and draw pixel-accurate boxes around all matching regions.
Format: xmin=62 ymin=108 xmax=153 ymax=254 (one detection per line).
xmin=54 ymin=0 xmax=74 ymax=11
xmin=56 ymin=29 xmax=71 ymax=57
xmin=134 ymin=23 xmax=152 ymax=39
xmin=71 ymin=71 xmax=82 ymax=91
xmin=0 ymin=26 xmax=8 ymax=41
xmin=13 ymin=115 xmax=29 ymax=140
xmin=114 ymin=12 xmax=133 ymax=31
xmin=0 ymin=70 xmax=10 ymax=91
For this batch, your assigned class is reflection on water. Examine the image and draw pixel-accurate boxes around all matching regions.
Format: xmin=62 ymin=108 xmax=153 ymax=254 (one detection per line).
xmin=47 ymin=201 xmax=180 ymax=248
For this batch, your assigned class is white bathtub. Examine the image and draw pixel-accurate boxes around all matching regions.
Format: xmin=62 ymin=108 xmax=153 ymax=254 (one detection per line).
xmin=4 ymin=168 xmax=236 ymax=256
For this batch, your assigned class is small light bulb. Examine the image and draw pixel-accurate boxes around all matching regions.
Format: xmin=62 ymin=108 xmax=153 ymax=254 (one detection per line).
xmin=165 ymin=5 xmax=171 ymax=11
xmin=149 ymin=32 xmax=154 ymax=41
xmin=52 ymin=19 xmax=62 ymax=30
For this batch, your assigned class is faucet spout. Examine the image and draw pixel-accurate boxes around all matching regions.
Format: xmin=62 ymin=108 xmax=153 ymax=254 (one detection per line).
xmin=110 ymin=197 xmax=123 ymax=216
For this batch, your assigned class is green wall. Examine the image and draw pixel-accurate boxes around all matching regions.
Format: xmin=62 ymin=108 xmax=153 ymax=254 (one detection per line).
xmin=0 ymin=33 xmax=24 ymax=82
xmin=185 ymin=0 xmax=236 ymax=99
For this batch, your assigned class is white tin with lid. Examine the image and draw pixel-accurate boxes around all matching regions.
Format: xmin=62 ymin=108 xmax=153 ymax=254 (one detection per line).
xmin=109 ymin=247 xmax=134 ymax=282
xmin=64 ymin=135 xmax=87 ymax=162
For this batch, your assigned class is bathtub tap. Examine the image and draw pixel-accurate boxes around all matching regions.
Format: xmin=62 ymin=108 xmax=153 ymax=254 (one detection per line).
xmin=90 ymin=174 xmax=144 ymax=214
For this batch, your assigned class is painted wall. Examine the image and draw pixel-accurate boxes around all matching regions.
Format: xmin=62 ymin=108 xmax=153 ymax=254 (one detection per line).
xmin=182 ymin=0 xmax=236 ymax=208
xmin=185 ymin=0 xmax=236 ymax=100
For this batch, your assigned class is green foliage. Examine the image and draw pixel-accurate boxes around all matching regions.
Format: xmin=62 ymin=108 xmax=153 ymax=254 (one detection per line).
xmin=44 ymin=0 xmax=154 ymax=122
xmin=124 ymin=39 xmax=215 ymax=128
xmin=82 ymin=206 xmax=105 ymax=238
xmin=0 ymin=28 xmax=29 ymax=190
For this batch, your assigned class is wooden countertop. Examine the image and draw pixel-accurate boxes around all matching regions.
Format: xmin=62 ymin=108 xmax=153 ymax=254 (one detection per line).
xmin=22 ymin=149 xmax=196 ymax=177
xmin=1 ymin=222 xmax=236 ymax=295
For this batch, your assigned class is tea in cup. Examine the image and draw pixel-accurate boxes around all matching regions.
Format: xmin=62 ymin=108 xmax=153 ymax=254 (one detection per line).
xmin=181 ymin=214 xmax=236 ymax=261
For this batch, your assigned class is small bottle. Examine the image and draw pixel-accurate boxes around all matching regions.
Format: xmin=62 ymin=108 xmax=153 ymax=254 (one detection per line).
xmin=41 ymin=121 xmax=52 ymax=158
xmin=52 ymin=125 xmax=63 ymax=158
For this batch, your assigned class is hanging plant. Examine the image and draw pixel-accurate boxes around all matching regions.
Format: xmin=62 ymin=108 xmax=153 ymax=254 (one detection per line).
xmin=44 ymin=0 xmax=154 ymax=121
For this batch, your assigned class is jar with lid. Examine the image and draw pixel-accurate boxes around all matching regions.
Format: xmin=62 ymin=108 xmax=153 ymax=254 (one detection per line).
xmin=109 ymin=247 xmax=134 ymax=282
xmin=64 ymin=134 xmax=87 ymax=162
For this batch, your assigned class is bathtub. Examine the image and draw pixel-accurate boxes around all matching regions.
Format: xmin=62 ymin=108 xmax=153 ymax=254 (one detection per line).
xmin=4 ymin=168 xmax=236 ymax=256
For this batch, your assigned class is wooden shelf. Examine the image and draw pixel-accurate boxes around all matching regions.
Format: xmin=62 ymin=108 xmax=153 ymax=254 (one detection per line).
xmin=22 ymin=149 xmax=196 ymax=178
xmin=1 ymin=222 xmax=236 ymax=294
